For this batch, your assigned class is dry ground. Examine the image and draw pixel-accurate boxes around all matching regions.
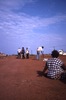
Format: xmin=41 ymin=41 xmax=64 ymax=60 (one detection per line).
xmin=0 ymin=55 xmax=66 ymax=100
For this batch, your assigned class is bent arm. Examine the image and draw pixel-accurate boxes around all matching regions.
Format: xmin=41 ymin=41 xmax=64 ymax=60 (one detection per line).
xmin=43 ymin=62 xmax=48 ymax=73
xmin=61 ymin=64 xmax=66 ymax=70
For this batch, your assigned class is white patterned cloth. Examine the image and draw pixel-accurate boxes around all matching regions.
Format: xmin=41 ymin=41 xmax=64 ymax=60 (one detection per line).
xmin=46 ymin=58 xmax=64 ymax=79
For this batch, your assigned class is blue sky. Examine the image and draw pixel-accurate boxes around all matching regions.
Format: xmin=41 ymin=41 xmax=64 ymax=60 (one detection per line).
xmin=0 ymin=0 xmax=66 ymax=54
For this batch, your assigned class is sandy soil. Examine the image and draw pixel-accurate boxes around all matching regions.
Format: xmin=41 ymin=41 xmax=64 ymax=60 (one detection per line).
xmin=0 ymin=55 xmax=66 ymax=100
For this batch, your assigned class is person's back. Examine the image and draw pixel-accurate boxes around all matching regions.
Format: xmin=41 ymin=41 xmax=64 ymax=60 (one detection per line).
xmin=47 ymin=57 xmax=64 ymax=79
xmin=43 ymin=50 xmax=66 ymax=79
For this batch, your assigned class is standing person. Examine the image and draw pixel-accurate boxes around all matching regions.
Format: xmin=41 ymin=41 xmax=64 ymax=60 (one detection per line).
xmin=17 ymin=48 xmax=21 ymax=59
xmin=37 ymin=46 xmax=44 ymax=59
xmin=36 ymin=48 xmax=40 ymax=60
xmin=26 ymin=48 xmax=29 ymax=59
xmin=21 ymin=47 xmax=25 ymax=59
xmin=43 ymin=50 xmax=66 ymax=79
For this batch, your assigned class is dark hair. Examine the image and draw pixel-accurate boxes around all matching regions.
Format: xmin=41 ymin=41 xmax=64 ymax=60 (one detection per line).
xmin=42 ymin=46 xmax=44 ymax=48
xmin=51 ymin=50 xmax=59 ymax=58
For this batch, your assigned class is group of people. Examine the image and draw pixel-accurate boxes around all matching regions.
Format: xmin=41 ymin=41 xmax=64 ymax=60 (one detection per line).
xmin=36 ymin=46 xmax=66 ymax=80
xmin=17 ymin=46 xmax=44 ymax=60
xmin=17 ymin=47 xmax=29 ymax=59
xmin=17 ymin=46 xmax=66 ymax=80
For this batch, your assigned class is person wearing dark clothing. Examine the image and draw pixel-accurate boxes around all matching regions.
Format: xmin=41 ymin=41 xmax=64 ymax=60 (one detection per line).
xmin=21 ymin=47 xmax=25 ymax=59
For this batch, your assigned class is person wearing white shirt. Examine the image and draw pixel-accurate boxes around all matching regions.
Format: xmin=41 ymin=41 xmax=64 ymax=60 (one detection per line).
xmin=17 ymin=48 xmax=21 ymax=58
xmin=26 ymin=48 xmax=29 ymax=59
xmin=37 ymin=46 xmax=44 ymax=60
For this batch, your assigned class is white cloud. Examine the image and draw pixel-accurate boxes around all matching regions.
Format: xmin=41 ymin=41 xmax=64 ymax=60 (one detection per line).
xmin=0 ymin=0 xmax=36 ymax=11
xmin=0 ymin=5 xmax=66 ymax=54
xmin=33 ymin=15 xmax=66 ymax=27
xmin=0 ymin=10 xmax=66 ymax=38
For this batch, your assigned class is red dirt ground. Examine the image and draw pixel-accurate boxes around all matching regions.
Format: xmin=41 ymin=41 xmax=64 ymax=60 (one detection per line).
xmin=0 ymin=55 xmax=66 ymax=100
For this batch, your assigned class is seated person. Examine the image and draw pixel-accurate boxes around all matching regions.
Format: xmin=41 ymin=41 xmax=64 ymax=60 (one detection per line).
xmin=43 ymin=50 xmax=66 ymax=79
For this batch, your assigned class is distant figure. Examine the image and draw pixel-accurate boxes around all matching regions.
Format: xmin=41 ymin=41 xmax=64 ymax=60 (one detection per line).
xmin=25 ymin=48 xmax=29 ymax=59
xmin=21 ymin=47 xmax=25 ymax=59
xmin=17 ymin=48 xmax=21 ymax=59
xmin=37 ymin=46 xmax=44 ymax=59
xmin=36 ymin=48 xmax=40 ymax=60
xmin=43 ymin=50 xmax=66 ymax=79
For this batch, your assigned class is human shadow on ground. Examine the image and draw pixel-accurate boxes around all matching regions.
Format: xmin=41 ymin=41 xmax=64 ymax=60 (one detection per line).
xmin=60 ymin=79 xmax=66 ymax=84
xmin=59 ymin=73 xmax=66 ymax=84
xmin=37 ymin=70 xmax=66 ymax=84
xmin=37 ymin=71 xmax=47 ymax=77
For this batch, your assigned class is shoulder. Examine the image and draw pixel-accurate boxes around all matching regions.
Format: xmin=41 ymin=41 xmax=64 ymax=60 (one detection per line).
xmin=47 ymin=58 xmax=54 ymax=62
xmin=56 ymin=58 xmax=63 ymax=62
xmin=47 ymin=58 xmax=62 ymax=63
xmin=55 ymin=58 xmax=63 ymax=65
